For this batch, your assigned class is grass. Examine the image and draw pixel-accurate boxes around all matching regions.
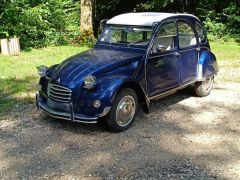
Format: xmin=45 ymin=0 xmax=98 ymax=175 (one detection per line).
xmin=211 ymin=42 xmax=240 ymax=83
xmin=0 ymin=46 xmax=89 ymax=116
xmin=0 ymin=42 xmax=239 ymax=116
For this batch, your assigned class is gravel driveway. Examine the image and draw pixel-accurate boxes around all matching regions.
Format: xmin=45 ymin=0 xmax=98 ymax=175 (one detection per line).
xmin=0 ymin=81 xmax=240 ymax=179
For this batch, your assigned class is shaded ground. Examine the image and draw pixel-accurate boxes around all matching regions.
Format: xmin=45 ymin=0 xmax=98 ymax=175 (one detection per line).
xmin=0 ymin=82 xmax=240 ymax=179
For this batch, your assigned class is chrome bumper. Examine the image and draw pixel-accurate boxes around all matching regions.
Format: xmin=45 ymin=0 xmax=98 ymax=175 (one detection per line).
xmin=36 ymin=93 xmax=110 ymax=123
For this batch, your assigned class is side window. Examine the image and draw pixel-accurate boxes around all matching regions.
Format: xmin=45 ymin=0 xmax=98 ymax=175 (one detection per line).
xmin=195 ymin=22 xmax=206 ymax=43
xmin=178 ymin=21 xmax=197 ymax=48
xmin=152 ymin=22 xmax=177 ymax=53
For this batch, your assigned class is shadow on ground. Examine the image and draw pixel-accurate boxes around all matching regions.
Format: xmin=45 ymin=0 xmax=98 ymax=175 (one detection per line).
xmin=0 ymin=83 xmax=240 ymax=179
xmin=0 ymin=76 xmax=37 ymax=116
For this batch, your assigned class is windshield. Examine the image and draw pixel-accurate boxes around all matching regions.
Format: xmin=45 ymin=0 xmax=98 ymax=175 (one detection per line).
xmin=99 ymin=26 xmax=153 ymax=48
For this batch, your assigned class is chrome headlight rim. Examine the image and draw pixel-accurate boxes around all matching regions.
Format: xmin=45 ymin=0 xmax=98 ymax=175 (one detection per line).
xmin=37 ymin=65 xmax=49 ymax=77
xmin=83 ymin=75 xmax=97 ymax=89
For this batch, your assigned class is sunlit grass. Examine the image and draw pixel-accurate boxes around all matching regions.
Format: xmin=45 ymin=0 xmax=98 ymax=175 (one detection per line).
xmin=0 ymin=46 xmax=89 ymax=116
xmin=211 ymin=42 xmax=240 ymax=83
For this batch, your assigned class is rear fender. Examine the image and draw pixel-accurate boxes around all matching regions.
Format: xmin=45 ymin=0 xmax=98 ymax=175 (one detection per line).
xmin=196 ymin=50 xmax=219 ymax=80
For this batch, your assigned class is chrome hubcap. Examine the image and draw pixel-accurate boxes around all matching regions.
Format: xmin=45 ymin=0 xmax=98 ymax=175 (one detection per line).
xmin=116 ymin=95 xmax=136 ymax=126
xmin=202 ymin=76 xmax=213 ymax=92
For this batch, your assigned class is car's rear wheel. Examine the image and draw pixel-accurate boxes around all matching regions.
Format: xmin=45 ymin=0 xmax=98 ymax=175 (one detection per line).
xmin=195 ymin=76 xmax=214 ymax=97
xmin=106 ymin=88 xmax=138 ymax=132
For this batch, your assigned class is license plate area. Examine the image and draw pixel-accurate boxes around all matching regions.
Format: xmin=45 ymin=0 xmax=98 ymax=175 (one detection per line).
xmin=47 ymin=98 xmax=70 ymax=112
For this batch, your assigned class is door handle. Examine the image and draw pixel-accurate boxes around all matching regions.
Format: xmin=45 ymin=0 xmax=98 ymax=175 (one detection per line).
xmin=175 ymin=52 xmax=180 ymax=57
xmin=196 ymin=47 xmax=200 ymax=51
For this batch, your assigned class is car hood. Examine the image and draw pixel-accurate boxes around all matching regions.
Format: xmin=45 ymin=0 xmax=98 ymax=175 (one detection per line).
xmin=49 ymin=48 xmax=144 ymax=87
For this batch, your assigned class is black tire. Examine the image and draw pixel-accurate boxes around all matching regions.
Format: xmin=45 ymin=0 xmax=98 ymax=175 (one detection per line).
xmin=195 ymin=76 xmax=214 ymax=97
xmin=106 ymin=88 xmax=138 ymax=132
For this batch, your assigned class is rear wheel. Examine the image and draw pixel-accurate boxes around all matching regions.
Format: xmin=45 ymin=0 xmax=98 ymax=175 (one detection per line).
xmin=106 ymin=88 xmax=138 ymax=132
xmin=195 ymin=76 xmax=214 ymax=97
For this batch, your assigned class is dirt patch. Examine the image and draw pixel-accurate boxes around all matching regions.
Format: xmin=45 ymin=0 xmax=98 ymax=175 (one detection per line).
xmin=0 ymin=82 xmax=240 ymax=179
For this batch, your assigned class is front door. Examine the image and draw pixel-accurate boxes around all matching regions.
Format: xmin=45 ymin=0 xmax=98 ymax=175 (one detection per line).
xmin=178 ymin=20 xmax=199 ymax=84
xmin=147 ymin=21 xmax=180 ymax=97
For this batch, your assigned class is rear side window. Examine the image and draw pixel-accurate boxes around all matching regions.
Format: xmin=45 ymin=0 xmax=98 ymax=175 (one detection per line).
xmin=195 ymin=22 xmax=207 ymax=43
xmin=178 ymin=21 xmax=197 ymax=48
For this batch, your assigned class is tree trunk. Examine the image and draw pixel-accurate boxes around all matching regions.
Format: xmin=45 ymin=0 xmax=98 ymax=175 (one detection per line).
xmin=80 ymin=0 xmax=93 ymax=33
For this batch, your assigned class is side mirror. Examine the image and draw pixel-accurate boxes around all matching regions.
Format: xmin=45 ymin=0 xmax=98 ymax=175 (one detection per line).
xmin=100 ymin=19 xmax=108 ymax=31
xmin=156 ymin=44 xmax=166 ymax=53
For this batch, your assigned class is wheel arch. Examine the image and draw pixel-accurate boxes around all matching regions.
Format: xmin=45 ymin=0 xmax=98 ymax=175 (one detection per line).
xmin=196 ymin=49 xmax=219 ymax=80
xmin=113 ymin=81 xmax=150 ymax=114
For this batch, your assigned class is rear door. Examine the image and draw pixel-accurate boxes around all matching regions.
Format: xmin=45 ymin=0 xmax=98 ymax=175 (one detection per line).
xmin=178 ymin=20 xmax=199 ymax=84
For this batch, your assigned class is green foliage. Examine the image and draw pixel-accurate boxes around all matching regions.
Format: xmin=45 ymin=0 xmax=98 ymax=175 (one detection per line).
xmin=99 ymin=0 xmax=239 ymax=42
xmin=198 ymin=2 xmax=240 ymax=42
xmin=95 ymin=0 xmax=145 ymax=34
xmin=0 ymin=0 xmax=239 ymax=48
xmin=0 ymin=0 xmax=80 ymax=48
xmin=135 ymin=0 xmax=174 ymax=10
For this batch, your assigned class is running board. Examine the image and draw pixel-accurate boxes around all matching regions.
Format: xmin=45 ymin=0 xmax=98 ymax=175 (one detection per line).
xmin=149 ymin=80 xmax=196 ymax=101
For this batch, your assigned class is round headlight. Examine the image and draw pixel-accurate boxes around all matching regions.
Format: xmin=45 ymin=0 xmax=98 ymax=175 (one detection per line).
xmin=93 ymin=100 xmax=101 ymax=108
xmin=37 ymin=65 xmax=48 ymax=77
xmin=83 ymin=75 xmax=97 ymax=89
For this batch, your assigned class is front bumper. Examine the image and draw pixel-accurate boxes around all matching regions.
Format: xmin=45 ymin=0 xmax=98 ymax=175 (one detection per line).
xmin=36 ymin=93 xmax=111 ymax=123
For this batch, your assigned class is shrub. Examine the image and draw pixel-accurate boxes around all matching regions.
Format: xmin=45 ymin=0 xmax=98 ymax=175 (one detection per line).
xmin=201 ymin=2 xmax=240 ymax=42
xmin=0 ymin=0 xmax=80 ymax=49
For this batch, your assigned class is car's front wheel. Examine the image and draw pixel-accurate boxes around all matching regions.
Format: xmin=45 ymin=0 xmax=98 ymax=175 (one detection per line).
xmin=106 ymin=88 xmax=138 ymax=132
xmin=195 ymin=76 xmax=214 ymax=97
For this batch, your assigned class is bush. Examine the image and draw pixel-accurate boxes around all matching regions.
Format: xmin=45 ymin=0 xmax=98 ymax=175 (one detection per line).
xmin=200 ymin=2 xmax=240 ymax=42
xmin=0 ymin=0 xmax=80 ymax=49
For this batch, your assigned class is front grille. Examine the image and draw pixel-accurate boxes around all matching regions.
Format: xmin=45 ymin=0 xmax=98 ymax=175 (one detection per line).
xmin=47 ymin=84 xmax=72 ymax=102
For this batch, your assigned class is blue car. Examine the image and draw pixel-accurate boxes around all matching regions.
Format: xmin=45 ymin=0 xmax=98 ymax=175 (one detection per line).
xmin=36 ymin=13 xmax=218 ymax=132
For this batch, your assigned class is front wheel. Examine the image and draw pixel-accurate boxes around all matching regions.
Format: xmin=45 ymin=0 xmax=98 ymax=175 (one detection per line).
xmin=106 ymin=88 xmax=138 ymax=132
xmin=195 ymin=76 xmax=214 ymax=97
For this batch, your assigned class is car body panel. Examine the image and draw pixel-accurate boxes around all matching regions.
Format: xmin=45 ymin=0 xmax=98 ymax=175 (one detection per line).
xmin=197 ymin=48 xmax=219 ymax=80
xmin=147 ymin=51 xmax=180 ymax=97
xmin=179 ymin=48 xmax=199 ymax=83
xmin=49 ymin=47 xmax=145 ymax=87
xmin=36 ymin=13 xmax=218 ymax=123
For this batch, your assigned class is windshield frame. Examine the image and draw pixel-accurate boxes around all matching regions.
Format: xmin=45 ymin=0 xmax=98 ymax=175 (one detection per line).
xmin=96 ymin=24 xmax=154 ymax=50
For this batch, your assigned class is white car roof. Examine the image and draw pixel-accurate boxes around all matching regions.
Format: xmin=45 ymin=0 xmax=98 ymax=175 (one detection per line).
xmin=107 ymin=12 xmax=199 ymax=26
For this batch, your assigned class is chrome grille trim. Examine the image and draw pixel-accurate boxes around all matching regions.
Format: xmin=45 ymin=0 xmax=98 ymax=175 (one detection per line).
xmin=48 ymin=94 xmax=70 ymax=100
xmin=49 ymin=85 xmax=71 ymax=92
xmin=48 ymin=84 xmax=72 ymax=102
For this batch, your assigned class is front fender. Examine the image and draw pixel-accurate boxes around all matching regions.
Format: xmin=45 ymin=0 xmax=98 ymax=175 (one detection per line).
xmin=75 ymin=75 xmax=140 ymax=116
xmin=96 ymin=75 xmax=134 ymax=104
xmin=196 ymin=50 xmax=219 ymax=80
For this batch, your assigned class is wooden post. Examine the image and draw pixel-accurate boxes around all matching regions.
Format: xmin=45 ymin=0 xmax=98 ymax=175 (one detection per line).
xmin=0 ymin=39 xmax=10 ymax=56
xmin=9 ymin=38 xmax=20 ymax=56
xmin=0 ymin=38 xmax=20 ymax=56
